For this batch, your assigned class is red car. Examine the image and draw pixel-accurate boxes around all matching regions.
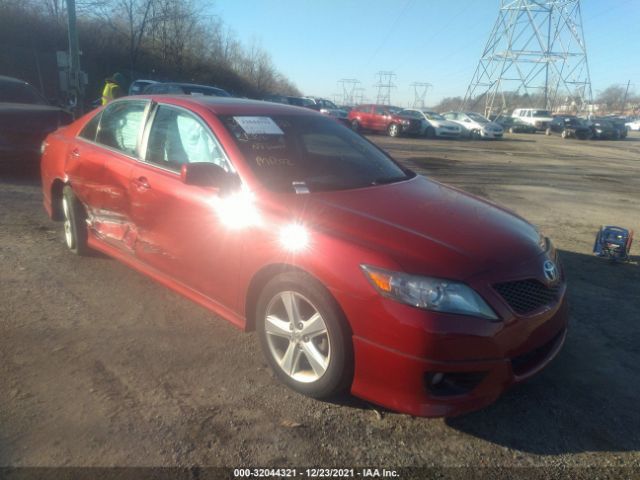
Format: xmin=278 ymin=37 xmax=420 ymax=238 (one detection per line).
xmin=41 ymin=97 xmax=568 ymax=417
xmin=347 ymin=104 xmax=423 ymax=137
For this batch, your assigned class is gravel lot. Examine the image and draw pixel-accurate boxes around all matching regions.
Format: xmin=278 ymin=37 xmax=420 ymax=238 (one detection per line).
xmin=1 ymin=132 xmax=639 ymax=472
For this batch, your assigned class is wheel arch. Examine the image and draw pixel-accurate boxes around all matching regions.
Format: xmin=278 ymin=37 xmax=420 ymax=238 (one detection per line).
xmin=51 ymin=178 xmax=66 ymax=221
xmin=244 ymin=263 xmax=350 ymax=335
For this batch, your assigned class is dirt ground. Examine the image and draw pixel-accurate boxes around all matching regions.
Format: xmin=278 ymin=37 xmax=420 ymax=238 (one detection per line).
xmin=1 ymin=131 xmax=639 ymax=471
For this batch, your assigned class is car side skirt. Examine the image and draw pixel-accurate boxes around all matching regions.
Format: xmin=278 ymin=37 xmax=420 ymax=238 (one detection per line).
xmin=86 ymin=233 xmax=247 ymax=330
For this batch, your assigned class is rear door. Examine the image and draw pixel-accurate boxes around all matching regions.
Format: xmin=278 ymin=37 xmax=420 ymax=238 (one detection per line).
xmin=358 ymin=105 xmax=374 ymax=129
xmin=129 ymin=104 xmax=242 ymax=305
xmin=85 ymin=100 xmax=151 ymax=251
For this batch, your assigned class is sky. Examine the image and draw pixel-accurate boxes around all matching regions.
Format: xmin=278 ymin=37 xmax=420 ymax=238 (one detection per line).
xmin=209 ymin=0 xmax=640 ymax=107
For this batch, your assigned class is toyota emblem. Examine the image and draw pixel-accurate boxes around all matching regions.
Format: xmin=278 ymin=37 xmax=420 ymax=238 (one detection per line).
xmin=543 ymin=260 xmax=558 ymax=283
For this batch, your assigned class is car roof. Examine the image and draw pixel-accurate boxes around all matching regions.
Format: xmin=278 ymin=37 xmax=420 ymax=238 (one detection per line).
xmin=129 ymin=95 xmax=322 ymax=116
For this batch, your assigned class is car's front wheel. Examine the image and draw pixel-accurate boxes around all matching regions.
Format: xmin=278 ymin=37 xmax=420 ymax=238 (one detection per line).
xmin=350 ymin=119 xmax=360 ymax=133
xmin=62 ymin=185 xmax=89 ymax=255
xmin=545 ymin=127 xmax=552 ymax=136
xmin=256 ymin=272 xmax=352 ymax=399
xmin=425 ymin=126 xmax=436 ymax=138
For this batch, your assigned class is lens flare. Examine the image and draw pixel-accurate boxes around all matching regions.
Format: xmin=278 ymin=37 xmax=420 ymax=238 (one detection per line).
xmin=279 ymin=223 xmax=309 ymax=252
xmin=214 ymin=189 xmax=261 ymax=229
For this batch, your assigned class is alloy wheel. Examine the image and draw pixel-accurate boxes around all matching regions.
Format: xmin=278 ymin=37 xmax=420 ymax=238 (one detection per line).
xmin=62 ymin=195 xmax=74 ymax=249
xmin=264 ymin=291 xmax=331 ymax=383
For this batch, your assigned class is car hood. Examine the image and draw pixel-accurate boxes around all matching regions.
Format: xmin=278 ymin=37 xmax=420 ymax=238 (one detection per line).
xmin=285 ymin=176 xmax=542 ymax=280
xmin=480 ymin=121 xmax=503 ymax=131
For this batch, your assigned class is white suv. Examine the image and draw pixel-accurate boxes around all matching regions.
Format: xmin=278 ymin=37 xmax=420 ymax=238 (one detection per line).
xmin=512 ymin=108 xmax=553 ymax=131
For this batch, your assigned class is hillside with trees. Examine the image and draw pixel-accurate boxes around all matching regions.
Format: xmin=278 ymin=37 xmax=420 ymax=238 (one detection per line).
xmin=0 ymin=0 xmax=301 ymax=105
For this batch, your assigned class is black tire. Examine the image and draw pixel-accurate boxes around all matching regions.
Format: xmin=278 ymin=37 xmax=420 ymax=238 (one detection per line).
xmin=62 ymin=185 xmax=89 ymax=255
xmin=545 ymin=127 xmax=552 ymax=136
xmin=561 ymin=129 xmax=568 ymax=139
xmin=350 ymin=119 xmax=360 ymax=133
xmin=387 ymin=123 xmax=401 ymax=137
xmin=425 ymin=126 xmax=436 ymax=138
xmin=256 ymin=272 xmax=353 ymax=399
xmin=470 ymin=129 xmax=481 ymax=140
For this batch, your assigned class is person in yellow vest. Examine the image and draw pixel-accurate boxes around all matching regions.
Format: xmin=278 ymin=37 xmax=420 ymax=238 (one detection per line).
xmin=101 ymin=73 xmax=125 ymax=105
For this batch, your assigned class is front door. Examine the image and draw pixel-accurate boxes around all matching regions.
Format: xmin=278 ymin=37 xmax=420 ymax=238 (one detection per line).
xmin=129 ymin=104 xmax=243 ymax=307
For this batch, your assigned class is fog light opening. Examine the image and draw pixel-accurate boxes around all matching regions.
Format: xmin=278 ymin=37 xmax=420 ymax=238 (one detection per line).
xmin=425 ymin=371 xmax=487 ymax=397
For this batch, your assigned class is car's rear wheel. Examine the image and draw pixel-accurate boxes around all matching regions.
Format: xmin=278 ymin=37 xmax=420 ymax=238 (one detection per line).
xmin=388 ymin=123 xmax=401 ymax=137
xmin=561 ymin=129 xmax=568 ymax=139
xmin=256 ymin=272 xmax=352 ymax=399
xmin=350 ymin=119 xmax=360 ymax=133
xmin=62 ymin=185 xmax=89 ymax=255
xmin=470 ymin=129 xmax=481 ymax=140
xmin=545 ymin=127 xmax=552 ymax=136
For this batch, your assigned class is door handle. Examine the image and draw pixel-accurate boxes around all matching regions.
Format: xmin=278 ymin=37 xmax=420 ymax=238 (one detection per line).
xmin=132 ymin=176 xmax=150 ymax=190
xmin=71 ymin=148 xmax=80 ymax=158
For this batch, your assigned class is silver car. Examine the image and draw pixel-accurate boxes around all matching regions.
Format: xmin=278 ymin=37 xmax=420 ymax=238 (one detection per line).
xmin=400 ymin=109 xmax=462 ymax=138
xmin=441 ymin=112 xmax=504 ymax=139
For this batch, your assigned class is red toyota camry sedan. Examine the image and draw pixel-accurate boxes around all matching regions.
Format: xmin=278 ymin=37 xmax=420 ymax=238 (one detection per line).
xmin=41 ymin=96 xmax=568 ymax=417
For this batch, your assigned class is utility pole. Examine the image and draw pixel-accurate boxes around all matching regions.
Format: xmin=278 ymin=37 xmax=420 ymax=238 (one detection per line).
xmin=621 ymin=80 xmax=631 ymax=114
xmin=66 ymin=0 xmax=83 ymax=116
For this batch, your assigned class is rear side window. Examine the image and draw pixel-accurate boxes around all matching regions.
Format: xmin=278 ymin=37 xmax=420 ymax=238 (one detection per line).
xmin=96 ymin=101 xmax=148 ymax=156
xmin=78 ymin=111 xmax=102 ymax=142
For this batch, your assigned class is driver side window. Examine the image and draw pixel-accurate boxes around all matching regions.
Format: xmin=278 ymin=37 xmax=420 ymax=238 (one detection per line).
xmin=145 ymin=105 xmax=232 ymax=173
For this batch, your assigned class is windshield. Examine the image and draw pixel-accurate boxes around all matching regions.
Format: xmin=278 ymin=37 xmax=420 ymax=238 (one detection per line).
xmin=422 ymin=111 xmax=445 ymax=121
xmin=221 ymin=114 xmax=413 ymax=193
xmin=532 ymin=110 xmax=551 ymax=117
xmin=0 ymin=80 xmax=48 ymax=105
xmin=467 ymin=112 xmax=489 ymax=124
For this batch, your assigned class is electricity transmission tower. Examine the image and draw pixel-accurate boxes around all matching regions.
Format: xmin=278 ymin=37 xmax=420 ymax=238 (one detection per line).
xmin=463 ymin=0 xmax=592 ymax=117
xmin=375 ymin=71 xmax=396 ymax=105
xmin=411 ymin=82 xmax=432 ymax=108
xmin=337 ymin=79 xmax=361 ymax=106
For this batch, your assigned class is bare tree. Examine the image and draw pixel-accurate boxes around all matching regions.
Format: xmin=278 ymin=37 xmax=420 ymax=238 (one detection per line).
xmin=597 ymin=85 xmax=631 ymax=113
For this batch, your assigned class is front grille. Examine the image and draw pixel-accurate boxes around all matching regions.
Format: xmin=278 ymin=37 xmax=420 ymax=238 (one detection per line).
xmin=494 ymin=279 xmax=560 ymax=315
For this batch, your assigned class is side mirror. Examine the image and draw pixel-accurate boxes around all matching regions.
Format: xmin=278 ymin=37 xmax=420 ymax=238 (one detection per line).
xmin=180 ymin=163 xmax=240 ymax=191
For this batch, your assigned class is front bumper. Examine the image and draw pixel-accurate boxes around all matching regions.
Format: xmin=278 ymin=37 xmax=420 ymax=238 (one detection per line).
xmin=481 ymin=130 xmax=503 ymax=139
xmin=347 ymin=284 xmax=569 ymax=417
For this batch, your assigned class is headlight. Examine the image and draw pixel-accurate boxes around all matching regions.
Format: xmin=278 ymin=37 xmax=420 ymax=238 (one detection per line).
xmin=361 ymin=265 xmax=498 ymax=320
